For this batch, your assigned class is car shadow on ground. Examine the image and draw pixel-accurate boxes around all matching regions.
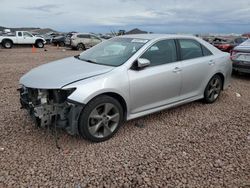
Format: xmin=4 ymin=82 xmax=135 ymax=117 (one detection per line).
xmin=34 ymin=100 xmax=204 ymax=149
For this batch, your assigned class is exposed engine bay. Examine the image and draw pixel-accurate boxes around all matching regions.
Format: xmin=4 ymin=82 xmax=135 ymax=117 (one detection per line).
xmin=19 ymin=86 xmax=83 ymax=135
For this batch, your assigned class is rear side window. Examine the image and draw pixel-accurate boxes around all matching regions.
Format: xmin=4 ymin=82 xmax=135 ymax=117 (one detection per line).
xmin=179 ymin=39 xmax=203 ymax=60
xmin=18 ymin=32 xmax=22 ymax=37
xmin=235 ymin=38 xmax=247 ymax=44
xmin=90 ymin=35 xmax=100 ymax=40
xmin=77 ymin=34 xmax=90 ymax=38
xmin=140 ymin=39 xmax=177 ymax=66
xmin=202 ymin=45 xmax=213 ymax=56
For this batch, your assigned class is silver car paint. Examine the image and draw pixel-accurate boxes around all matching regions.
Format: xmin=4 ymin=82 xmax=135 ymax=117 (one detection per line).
xmin=20 ymin=56 xmax=114 ymax=89
xmin=20 ymin=34 xmax=232 ymax=121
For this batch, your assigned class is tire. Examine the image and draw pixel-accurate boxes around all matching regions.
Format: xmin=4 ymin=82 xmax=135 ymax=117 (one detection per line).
xmin=78 ymin=95 xmax=124 ymax=142
xmin=77 ymin=43 xmax=85 ymax=51
xmin=35 ymin=40 xmax=44 ymax=48
xmin=3 ymin=40 xmax=13 ymax=49
xmin=59 ymin=41 xmax=65 ymax=47
xmin=204 ymin=75 xmax=222 ymax=103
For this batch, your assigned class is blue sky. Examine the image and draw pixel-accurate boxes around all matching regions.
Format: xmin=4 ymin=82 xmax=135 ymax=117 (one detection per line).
xmin=0 ymin=0 xmax=250 ymax=34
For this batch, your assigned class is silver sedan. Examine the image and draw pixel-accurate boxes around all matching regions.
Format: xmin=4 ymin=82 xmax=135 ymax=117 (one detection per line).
xmin=19 ymin=34 xmax=232 ymax=142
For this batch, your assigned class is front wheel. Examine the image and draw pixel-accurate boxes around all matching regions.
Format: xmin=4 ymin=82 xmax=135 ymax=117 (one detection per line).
xmin=78 ymin=95 xmax=123 ymax=142
xmin=204 ymin=75 xmax=222 ymax=103
xmin=36 ymin=41 xmax=44 ymax=48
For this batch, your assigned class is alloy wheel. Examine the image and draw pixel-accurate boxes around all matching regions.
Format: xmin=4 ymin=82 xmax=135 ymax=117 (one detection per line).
xmin=207 ymin=77 xmax=221 ymax=101
xmin=88 ymin=103 xmax=120 ymax=138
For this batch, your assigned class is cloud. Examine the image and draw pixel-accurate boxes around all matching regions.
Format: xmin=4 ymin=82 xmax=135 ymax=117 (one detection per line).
xmin=22 ymin=4 xmax=61 ymax=13
xmin=0 ymin=0 xmax=250 ymax=33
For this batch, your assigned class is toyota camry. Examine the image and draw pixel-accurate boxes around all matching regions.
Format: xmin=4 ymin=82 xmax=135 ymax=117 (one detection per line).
xmin=19 ymin=34 xmax=232 ymax=142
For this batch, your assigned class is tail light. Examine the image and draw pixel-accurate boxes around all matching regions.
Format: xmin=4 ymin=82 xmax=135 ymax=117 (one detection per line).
xmin=219 ymin=44 xmax=231 ymax=50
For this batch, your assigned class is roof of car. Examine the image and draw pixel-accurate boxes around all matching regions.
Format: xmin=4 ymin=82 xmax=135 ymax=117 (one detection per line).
xmin=75 ymin=33 xmax=91 ymax=35
xmin=119 ymin=34 xmax=197 ymax=40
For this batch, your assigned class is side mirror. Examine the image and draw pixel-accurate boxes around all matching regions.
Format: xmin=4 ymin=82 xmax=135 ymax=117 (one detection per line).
xmin=137 ymin=58 xmax=150 ymax=68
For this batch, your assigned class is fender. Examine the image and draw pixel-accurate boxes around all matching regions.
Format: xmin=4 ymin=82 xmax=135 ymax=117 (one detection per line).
xmin=1 ymin=38 xmax=14 ymax=44
xmin=62 ymin=67 xmax=130 ymax=106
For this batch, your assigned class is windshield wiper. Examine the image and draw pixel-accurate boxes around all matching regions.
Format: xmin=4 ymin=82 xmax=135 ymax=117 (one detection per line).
xmin=83 ymin=59 xmax=97 ymax=64
xmin=74 ymin=55 xmax=97 ymax=64
xmin=74 ymin=55 xmax=80 ymax=59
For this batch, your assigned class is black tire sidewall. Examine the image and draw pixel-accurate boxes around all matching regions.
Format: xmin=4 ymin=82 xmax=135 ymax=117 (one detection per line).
xmin=59 ymin=41 xmax=65 ymax=47
xmin=78 ymin=95 xmax=124 ymax=142
xmin=77 ymin=43 xmax=85 ymax=51
xmin=204 ymin=75 xmax=222 ymax=103
xmin=3 ymin=40 xmax=12 ymax=49
xmin=36 ymin=41 xmax=44 ymax=48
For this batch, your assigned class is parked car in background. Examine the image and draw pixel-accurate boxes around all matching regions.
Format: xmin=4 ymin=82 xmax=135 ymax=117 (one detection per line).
xmin=64 ymin=32 xmax=77 ymax=47
xmin=99 ymin=34 xmax=113 ymax=40
xmin=66 ymin=33 xmax=103 ymax=50
xmin=242 ymin=33 xmax=250 ymax=38
xmin=41 ymin=34 xmax=53 ymax=44
xmin=51 ymin=35 xmax=66 ymax=46
xmin=231 ymin=39 xmax=250 ymax=73
xmin=212 ymin=37 xmax=247 ymax=52
xmin=19 ymin=34 xmax=231 ymax=142
xmin=46 ymin=32 xmax=61 ymax=38
xmin=41 ymin=32 xmax=62 ymax=44
xmin=0 ymin=31 xmax=46 ymax=48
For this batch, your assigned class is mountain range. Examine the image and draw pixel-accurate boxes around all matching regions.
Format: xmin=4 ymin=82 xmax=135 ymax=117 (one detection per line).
xmin=0 ymin=26 xmax=58 ymax=34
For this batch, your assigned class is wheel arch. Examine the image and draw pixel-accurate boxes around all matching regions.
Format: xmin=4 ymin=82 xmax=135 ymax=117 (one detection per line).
xmin=77 ymin=42 xmax=85 ymax=47
xmin=213 ymin=72 xmax=225 ymax=90
xmin=87 ymin=92 xmax=128 ymax=119
xmin=2 ymin=38 xmax=13 ymax=44
xmin=35 ymin=38 xmax=44 ymax=43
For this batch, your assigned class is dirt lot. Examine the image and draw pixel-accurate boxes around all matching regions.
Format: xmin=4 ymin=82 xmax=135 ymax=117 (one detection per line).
xmin=0 ymin=46 xmax=250 ymax=187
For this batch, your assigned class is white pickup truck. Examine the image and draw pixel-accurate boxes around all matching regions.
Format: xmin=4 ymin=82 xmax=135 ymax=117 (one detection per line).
xmin=0 ymin=31 xmax=46 ymax=49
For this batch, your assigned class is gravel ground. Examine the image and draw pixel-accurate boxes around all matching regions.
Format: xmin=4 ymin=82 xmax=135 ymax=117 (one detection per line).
xmin=0 ymin=46 xmax=250 ymax=187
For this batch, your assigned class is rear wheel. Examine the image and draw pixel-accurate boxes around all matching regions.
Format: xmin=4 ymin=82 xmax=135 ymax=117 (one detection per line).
xmin=78 ymin=95 xmax=123 ymax=142
xmin=59 ymin=41 xmax=65 ymax=47
xmin=3 ymin=40 xmax=13 ymax=49
xmin=204 ymin=75 xmax=222 ymax=103
xmin=77 ymin=43 xmax=85 ymax=51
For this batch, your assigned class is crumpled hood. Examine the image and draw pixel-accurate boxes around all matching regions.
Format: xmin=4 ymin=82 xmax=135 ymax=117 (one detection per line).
xmin=20 ymin=56 xmax=114 ymax=89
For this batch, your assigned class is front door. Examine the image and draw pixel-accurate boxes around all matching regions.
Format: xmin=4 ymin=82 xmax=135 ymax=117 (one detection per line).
xmin=22 ymin=32 xmax=35 ymax=44
xmin=128 ymin=39 xmax=182 ymax=114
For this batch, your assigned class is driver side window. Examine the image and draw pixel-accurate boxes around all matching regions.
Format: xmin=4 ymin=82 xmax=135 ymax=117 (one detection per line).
xmin=23 ymin=32 xmax=33 ymax=37
xmin=140 ymin=39 xmax=177 ymax=66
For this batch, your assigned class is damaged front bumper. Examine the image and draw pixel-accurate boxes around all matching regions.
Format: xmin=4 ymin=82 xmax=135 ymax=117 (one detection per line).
xmin=19 ymin=86 xmax=84 ymax=135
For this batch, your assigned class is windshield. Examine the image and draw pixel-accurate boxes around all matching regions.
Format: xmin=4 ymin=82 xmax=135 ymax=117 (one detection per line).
xmin=78 ymin=38 xmax=148 ymax=66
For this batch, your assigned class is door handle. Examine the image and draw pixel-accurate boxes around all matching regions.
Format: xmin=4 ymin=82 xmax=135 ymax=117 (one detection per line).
xmin=208 ymin=60 xmax=215 ymax=65
xmin=173 ymin=67 xmax=182 ymax=73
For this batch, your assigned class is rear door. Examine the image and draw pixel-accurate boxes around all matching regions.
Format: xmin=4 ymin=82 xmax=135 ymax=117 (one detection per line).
xmin=177 ymin=39 xmax=214 ymax=99
xmin=79 ymin=34 xmax=91 ymax=48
